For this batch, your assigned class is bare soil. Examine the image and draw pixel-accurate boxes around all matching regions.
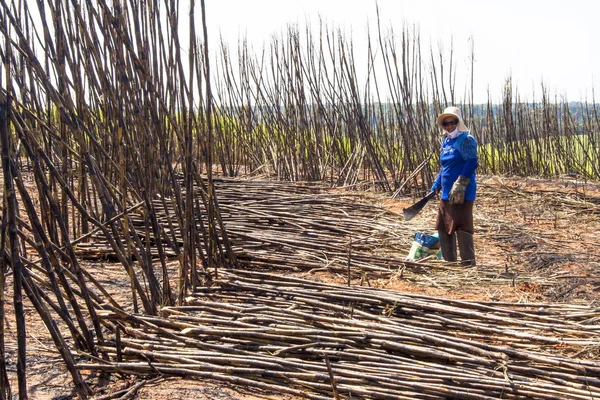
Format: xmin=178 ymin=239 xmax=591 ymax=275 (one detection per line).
xmin=3 ymin=174 xmax=600 ymax=399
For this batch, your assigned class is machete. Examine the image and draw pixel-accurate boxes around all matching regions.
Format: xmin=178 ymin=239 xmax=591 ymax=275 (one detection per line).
xmin=402 ymin=191 xmax=437 ymax=221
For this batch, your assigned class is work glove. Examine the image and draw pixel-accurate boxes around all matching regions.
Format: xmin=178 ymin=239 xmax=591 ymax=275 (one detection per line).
xmin=449 ymin=176 xmax=470 ymax=204
xmin=430 ymin=181 xmax=441 ymax=195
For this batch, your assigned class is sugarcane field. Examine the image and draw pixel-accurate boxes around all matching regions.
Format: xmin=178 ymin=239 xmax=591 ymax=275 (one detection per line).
xmin=1 ymin=1 xmax=600 ymax=400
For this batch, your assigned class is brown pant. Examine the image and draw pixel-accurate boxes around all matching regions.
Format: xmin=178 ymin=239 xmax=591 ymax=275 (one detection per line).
xmin=436 ymin=200 xmax=474 ymax=235
xmin=436 ymin=200 xmax=475 ymax=265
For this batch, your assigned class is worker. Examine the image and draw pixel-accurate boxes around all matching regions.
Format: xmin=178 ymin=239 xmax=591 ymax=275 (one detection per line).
xmin=430 ymin=106 xmax=478 ymax=266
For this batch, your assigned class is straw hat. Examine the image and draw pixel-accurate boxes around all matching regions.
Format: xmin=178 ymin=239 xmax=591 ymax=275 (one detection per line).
xmin=437 ymin=106 xmax=469 ymax=132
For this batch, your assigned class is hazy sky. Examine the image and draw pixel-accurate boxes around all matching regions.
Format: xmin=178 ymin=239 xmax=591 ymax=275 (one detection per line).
xmin=202 ymin=0 xmax=599 ymax=103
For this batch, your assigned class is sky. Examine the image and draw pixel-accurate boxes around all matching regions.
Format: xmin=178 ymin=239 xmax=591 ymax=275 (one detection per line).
xmin=202 ymin=0 xmax=600 ymax=103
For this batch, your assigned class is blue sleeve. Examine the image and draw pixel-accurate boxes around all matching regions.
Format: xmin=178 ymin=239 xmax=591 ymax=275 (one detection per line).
xmin=431 ymin=173 xmax=441 ymax=192
xmin=457 ymin=135 xmax=478 ymax=177
xmin=461 ymin=158 xmax=478 ymax=177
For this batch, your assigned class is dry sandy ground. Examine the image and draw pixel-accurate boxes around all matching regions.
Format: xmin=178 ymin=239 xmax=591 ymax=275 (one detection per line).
xmin=3 ymin=174 xmax=600 ymax=399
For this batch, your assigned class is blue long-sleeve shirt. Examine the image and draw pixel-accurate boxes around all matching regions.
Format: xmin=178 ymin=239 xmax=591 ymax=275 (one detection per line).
xmin=431 ymin=132 xmax=478 ymax=201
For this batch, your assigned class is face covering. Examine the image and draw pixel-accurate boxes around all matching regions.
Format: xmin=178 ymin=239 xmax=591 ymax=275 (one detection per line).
xmin=447 ymin=128 xmax=460 ymax=138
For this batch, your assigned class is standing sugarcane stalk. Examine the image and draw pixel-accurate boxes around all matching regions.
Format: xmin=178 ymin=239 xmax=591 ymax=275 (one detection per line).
xmin=0 ymin=96 xmax=27 ymax=399
xmin=0 ymin=102 xmax=11 ymax=400
xmin=0 ymin=9 xmax=10 ymax=392
xmin=0 ymin=208 xmax=8 ymax=400
xmin=199 ymin=0 xmax=222 ymax=282
xmin=1 ymin=9 xmax=19 ymax=398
